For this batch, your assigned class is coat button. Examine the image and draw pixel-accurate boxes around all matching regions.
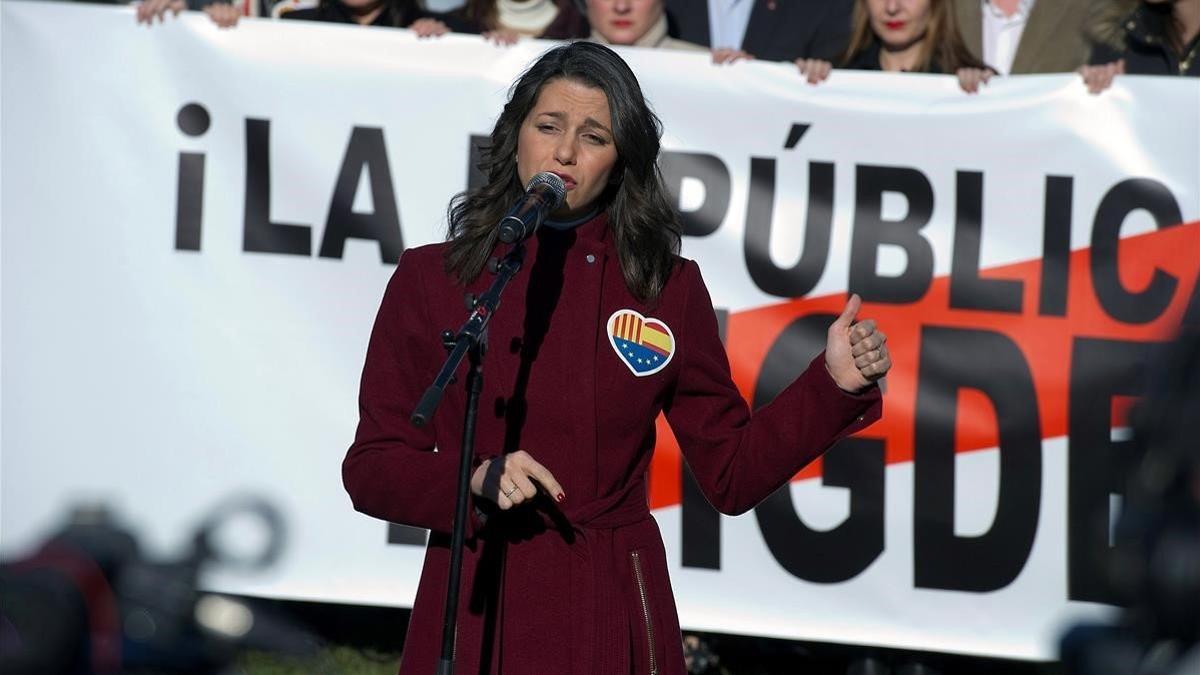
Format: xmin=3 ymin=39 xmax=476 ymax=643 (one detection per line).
xmin=585 ymin=254 xmax=596 ymax=264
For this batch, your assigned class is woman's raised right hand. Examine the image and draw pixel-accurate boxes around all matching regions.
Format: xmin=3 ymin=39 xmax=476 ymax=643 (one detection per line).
xmin=471 ymin=450 xmax=565 ymax=510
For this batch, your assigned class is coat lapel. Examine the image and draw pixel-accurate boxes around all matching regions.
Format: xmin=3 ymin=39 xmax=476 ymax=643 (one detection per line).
xmin=692 ymin=0 xmax=712 ymax=46
xmin=1011 ymin=0 xmax=1071 ymax=73
xmin=956 ymin=0 xmax=983 ymax=59
xmin=741 ymin=0 xmax=776 ymax=55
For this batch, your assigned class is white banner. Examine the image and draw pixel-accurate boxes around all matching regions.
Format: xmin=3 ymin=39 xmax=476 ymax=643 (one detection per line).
xmin=3 ymin=1 xmax=1198 ymax=661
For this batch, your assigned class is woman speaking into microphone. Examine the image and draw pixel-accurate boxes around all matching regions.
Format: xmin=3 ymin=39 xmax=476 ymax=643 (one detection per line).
xmin=343 ymin=41 xmax=891 ymax=674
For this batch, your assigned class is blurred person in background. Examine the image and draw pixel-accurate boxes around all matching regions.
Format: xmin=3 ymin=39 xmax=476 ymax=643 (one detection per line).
xmin=586 ymin=0 xmax=706 ymax=50
xmin=664 ymin=0 xmax=854 ymax=64
xmin=793 ymin=0 xmax=996 ymax=93
xmin=1080 ymin=0 xmax=1200 ymax=92
xmin=1060 ymin=327 xmax=1200 ymax=675
xmin=952 ymin=0 xmax=1104 ymax=74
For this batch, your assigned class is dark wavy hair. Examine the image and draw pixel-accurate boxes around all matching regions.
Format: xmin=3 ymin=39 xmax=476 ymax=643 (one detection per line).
xmin=444 ymin=41 xmax=681 ymax=303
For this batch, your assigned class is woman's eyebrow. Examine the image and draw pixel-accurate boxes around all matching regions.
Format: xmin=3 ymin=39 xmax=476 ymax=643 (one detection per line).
xmin=579 ymin=118 xmax=613 ymax=135
xmin=536 ymin=111 xmax=612 ymax=135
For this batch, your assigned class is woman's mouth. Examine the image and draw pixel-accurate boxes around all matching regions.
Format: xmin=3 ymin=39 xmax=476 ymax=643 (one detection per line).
xmin=612 ymin=19 xmax=633 ymax=29
xmin=885 ymin=20 xmax=906 ymax=30
xmin=551 ymin=171 xmax=577 ymax=189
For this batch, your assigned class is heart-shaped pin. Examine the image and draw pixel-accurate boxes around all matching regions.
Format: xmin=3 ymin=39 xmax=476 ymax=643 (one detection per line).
xmin=607 ymin=309 xmax=675 ymax=377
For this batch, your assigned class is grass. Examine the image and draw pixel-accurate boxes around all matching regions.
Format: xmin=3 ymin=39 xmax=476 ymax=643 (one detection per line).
xmin=233 ymin=647 xmax=401 ymax=675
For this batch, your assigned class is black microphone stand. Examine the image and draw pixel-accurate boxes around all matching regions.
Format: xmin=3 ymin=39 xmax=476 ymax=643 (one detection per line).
xmin=410 ymin=243 xmax=526 ymax=675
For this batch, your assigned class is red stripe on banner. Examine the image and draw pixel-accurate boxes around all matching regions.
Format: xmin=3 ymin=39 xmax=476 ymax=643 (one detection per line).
xmin=648 ymin=221 xmax=1200 ymax=510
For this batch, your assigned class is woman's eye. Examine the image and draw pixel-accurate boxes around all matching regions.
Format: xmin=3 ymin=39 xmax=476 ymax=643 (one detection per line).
xmin=584 ymin=134 xmax=608 ymax=145
xmin=538 ymin=124 xmax=558 ymax=133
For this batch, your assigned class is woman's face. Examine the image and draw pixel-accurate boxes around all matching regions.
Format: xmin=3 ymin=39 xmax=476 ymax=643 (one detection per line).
xmin=516 ymin=78 xmax=620 ymax=219
xmin=867 ymin=0 xmax=933 ymax=51
xmin=586 ymin=0 xmax=663 ymax=45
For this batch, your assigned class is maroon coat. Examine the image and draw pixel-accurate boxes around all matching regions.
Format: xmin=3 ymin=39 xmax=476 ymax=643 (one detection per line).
xmin=344 ymin=213 xmax=882 ymax=674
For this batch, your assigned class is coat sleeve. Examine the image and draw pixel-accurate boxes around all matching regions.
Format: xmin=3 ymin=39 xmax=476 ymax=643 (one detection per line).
xmin=663 ymin=261 xmax=882 ymax=516
xmin=342 ymin=248 xmax=487 ymax=535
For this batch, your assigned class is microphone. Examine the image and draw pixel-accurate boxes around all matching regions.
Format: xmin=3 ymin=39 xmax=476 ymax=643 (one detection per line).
xmin=498 ymin=172 xmax=567 ymax=244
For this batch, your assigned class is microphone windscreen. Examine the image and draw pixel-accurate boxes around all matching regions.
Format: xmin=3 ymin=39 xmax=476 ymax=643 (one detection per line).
xmin=526 ymin=172 xmax=567 ymax=209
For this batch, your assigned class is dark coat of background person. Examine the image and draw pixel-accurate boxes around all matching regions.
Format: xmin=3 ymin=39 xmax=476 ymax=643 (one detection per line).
xmin=953 ymin=0 xmax=1103 ymax=73
xmin=841 ymin=43 xmax=991 ymax=74
xmin=664 ymin=0 xmax=854 ymax=62
xmin=282 ymin=0 xmax=479 ymax=32
xmin=1089 ymin=2 xmax=1200 ymax=76
xmin=343 ymin=213 xmax=881 ymax=673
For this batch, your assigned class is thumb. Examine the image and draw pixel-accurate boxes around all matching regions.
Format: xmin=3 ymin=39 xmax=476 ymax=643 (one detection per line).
xmin=832 ymin=293 xmax=861 ymax=329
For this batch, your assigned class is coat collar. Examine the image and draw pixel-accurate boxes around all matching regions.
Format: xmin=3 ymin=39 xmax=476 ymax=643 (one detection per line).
xmin=539 ymin=209 xmax=611 ymax=248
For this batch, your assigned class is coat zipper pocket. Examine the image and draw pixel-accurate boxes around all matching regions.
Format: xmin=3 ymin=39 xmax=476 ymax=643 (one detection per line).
xmin=630 ymin=551 xmax=658 ymax=675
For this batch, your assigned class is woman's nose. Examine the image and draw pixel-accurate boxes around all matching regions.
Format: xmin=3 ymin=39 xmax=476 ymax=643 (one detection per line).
xmin=554 ymin=137 xmax=577 ymax=164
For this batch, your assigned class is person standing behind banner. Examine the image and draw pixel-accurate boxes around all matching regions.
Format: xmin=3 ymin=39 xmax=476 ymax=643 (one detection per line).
xmin=586 ymin=0 xmax=707 ymax=51
xmin=342 ymin=41 xmax=890 ymax=674
xmin=135 ymin=0 xmax=250 ymax=26
xmin=278 ymin=0 xmax=474 ymax=33
xmin=136 ymin=0 xmax=466 ymax=33
xmin=792 ymin=0 xmax=996 ymax=93
xmin=664 ymin=0 xmax=854 ymax=64
xmin=450 ymin=0 xmax=588 ymax=45
xmin=1080 ymin=0 xmax=1200 ymax=93
xmin=951 ymin=0 xmax=1104 ymax=75
xmin=134 ymin=0 xmax=264 ymax=24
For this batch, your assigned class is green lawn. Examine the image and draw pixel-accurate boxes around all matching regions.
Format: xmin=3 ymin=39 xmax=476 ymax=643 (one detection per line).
xmin=234 ymin=647 xmax=401 ymax=675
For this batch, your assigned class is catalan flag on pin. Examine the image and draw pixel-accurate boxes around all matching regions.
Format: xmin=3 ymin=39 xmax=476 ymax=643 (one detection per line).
xmin=607 ymin=309 xmax=675 ymax=377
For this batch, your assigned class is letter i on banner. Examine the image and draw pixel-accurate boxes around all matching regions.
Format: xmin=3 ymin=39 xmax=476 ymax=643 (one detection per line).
xmin=175 ymin=103 xmax=210 ymax=252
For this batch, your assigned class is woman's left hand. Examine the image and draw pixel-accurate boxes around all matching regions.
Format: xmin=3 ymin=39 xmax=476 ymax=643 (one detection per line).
xmin=956 ymin=67 xmax=993 ymax=94
xmin=410 ymin=18 xmax=449 ymax=38
xmin=825 ymin=294 xmax=890 ymax=393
